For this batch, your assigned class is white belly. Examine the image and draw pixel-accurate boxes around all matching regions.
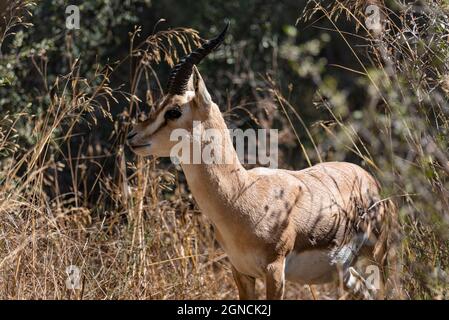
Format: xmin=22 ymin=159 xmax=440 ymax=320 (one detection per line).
xmin=284 ymin=250 xmax=337 ymax=284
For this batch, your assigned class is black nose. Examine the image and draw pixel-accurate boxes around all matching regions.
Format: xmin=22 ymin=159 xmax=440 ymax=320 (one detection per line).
xmin=127 ymin=131 xmax=137 ymax=140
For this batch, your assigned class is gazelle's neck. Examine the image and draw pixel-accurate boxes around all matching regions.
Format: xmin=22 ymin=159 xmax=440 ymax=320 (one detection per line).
xmin=181 ymin=104 xmax=249 ymax=225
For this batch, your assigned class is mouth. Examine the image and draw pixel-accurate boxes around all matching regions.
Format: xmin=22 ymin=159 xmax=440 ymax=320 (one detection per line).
xmin=129 ymin=143 xmax=151 ymax=149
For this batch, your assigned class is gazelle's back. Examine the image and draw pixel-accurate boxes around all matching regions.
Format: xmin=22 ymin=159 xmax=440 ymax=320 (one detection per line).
xmin=289 ymin=161 xmax=382 ymax=248
xmin=248 ymin=161 xmax=386 ymax=284
xmin=265 ymin=161 xmax=383 ymax=246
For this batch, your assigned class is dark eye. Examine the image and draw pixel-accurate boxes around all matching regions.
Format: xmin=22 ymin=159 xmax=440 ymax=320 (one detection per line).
xmin=164 ymin=106 xmax=182 ymax=120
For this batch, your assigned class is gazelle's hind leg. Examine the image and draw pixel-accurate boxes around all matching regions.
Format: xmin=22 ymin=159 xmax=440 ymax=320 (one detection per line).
xmin=265 ymin=260 xmax=285 ymax=300
xmin=332 ymin=233 xmax=381 ymax=299
xmin=343 ymin=266 xmax=379 ymax=300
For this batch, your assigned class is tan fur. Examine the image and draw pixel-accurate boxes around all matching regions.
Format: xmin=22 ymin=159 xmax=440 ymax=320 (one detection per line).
xmin=127 ymin=67 xmax=391 ymax=299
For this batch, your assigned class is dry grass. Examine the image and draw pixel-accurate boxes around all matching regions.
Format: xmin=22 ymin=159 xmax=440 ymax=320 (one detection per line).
xmin=1 ymin=0 xmax=448 ymax=300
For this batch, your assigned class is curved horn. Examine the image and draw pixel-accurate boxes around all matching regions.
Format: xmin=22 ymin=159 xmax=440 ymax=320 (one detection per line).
xmin=167 ymin=21 xmax=230 ymax=96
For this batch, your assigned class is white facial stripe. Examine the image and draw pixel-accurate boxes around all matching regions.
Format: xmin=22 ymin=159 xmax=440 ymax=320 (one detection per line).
xmin=145 ymin=106 xmax=168 ymax=136
xmin=142 ymin=93 xmax=194 ymax=137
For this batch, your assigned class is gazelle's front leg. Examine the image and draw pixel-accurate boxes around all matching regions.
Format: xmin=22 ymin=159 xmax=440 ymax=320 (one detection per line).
xmin=265 ymin=260 xmax=285 ymax=300
xmin=231 ymin=265 xmax=256 ymax=300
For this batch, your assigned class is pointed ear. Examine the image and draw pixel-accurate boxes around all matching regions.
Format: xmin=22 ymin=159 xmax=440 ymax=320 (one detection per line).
xmin=183 ymin=72 xmax=196 ymax=103
xmin=192 ymin=66 xmax=212 ymax=107
xmin=186 ymin=72 xmax=195 ymax=92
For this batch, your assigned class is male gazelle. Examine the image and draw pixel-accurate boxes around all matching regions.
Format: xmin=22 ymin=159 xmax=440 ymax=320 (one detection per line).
xmin=127 ymin=23 xmax=393 ymax=299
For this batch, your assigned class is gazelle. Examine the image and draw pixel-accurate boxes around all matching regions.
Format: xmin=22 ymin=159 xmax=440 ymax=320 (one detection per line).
xmin=127 ymin=23 xmax=393 ymax=299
